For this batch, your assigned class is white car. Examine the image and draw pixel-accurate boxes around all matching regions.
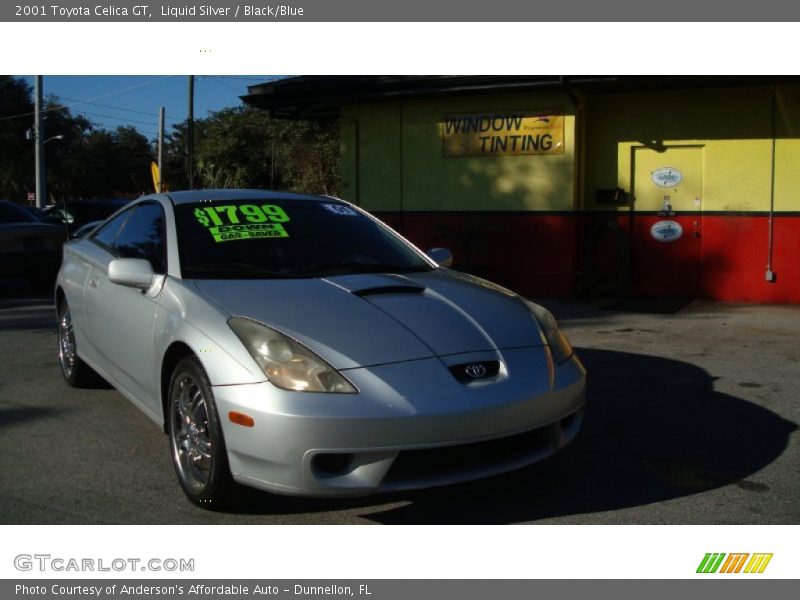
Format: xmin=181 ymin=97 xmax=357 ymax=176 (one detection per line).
xmin=56 ymin=189 xmax=586 ymax=507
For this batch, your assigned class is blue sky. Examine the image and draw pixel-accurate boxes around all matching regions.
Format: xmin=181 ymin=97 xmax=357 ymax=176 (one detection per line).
xmin=16 ymin=75 xmax=282 ymax=140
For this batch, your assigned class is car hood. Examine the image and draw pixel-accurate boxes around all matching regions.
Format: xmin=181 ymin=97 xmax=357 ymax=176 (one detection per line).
xmin=192 ymin=270 xmax=544 ymax=370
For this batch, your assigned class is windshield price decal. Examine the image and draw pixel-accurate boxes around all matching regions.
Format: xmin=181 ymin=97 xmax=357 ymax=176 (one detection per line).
xmin=322 ymin=203 xmax=358 ymax=216
xmin=194 ymin=204 xmax=290 ymax=243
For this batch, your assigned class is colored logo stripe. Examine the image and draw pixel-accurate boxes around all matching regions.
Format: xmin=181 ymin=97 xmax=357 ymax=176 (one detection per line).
xmin=697 ymin=553 xmax=726 ymax=573
xmin=720 ymin=553 xmax=749 ymax=573
xmin=697 ymin=553 xmax=773 ymax=574
xmin=744 ymin=553 xmax=773 ymax=573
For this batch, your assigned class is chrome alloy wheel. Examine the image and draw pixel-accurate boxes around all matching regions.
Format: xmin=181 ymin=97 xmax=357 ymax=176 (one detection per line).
xmin=58 ymin=304 xmax=77 ymax=378
xmin=170 ymin=375 xmax=213 ymax=491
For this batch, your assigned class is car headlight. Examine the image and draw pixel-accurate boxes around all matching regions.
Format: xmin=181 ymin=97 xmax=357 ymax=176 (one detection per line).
xmin=524 ymin=301 xmax=574 ymax=365
xmin=228 ymin=317 xmax=357 ymax=393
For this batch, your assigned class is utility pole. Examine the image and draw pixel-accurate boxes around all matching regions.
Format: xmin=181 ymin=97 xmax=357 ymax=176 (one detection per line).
xmin=187 ymin=75 xmax=194 ymax=189
xmin=34 ymin=75 xmax=45 ymax=209
xmin=158 ymin=106 xmax=165 ymax=192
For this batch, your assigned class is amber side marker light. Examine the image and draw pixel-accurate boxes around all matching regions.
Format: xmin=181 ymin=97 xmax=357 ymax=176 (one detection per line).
xmin=229 ymin=411 xmax=255 ymax=427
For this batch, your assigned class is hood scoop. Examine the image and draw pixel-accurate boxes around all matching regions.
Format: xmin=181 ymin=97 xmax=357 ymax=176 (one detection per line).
xmin=323 ymin=273 xmax=426 ymax=297
xmin=354 ymin=284 xmax=425 ymax=297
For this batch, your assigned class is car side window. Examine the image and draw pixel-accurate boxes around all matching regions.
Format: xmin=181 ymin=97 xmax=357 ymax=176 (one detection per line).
xmin=92 ymin=209 xmax=133 ymax=248
xmin=112 ymin=203 xmax=166 ymax=274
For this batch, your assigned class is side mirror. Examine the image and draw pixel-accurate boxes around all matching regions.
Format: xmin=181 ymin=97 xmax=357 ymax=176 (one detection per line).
xmin=108 ymin=258 xmax=154 ymax=289
xmin=427 ymin=247 xmax=453 ymax=268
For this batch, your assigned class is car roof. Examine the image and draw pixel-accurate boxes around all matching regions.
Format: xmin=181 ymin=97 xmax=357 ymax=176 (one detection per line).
xmin=162 ymin=189 xmax=333 ymax=205
xmin=0 ymin=199 xmax=39 ymax=222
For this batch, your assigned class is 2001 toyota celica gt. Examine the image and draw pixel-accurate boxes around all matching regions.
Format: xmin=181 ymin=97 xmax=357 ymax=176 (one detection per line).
xmin=56 ymin=189 xmax=585 ymax=507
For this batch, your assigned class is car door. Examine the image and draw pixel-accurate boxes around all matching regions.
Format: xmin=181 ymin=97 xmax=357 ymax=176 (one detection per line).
xmin=75 ymin=206 xmax=133 ymax=354
xmin=84 ymin=202 xmax=167 ymax=415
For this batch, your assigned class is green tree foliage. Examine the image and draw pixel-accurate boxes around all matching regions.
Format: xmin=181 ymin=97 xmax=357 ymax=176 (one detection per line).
xmin=58 ymin=126 xmax=154 ymax=198
xmin=270 ymin=118 xmax=341 ymax=196
xmin=185 ymin=106 xmax=340 ymax=196
xmin=0 ymin=76 xmax=35 ymax=199
xmin=0 ymin=77 xmax=341 ymax=203
xmin=0 ymin=77 xmax=155 ymax=202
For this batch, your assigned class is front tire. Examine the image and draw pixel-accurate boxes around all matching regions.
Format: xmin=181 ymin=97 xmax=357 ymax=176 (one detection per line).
xmin=57 ymin=299 xmax=95 ymax=387
xmin=167 ymin=356 xmax=234 ymax=508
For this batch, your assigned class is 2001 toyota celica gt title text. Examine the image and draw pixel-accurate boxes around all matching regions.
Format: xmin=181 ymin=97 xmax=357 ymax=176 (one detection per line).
xmin=55 ymin=189 xmax=586 ymax=507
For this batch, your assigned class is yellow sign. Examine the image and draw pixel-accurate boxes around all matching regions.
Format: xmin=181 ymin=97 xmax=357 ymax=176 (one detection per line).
xmin=442 ymin=110 xmax=564 ymax=158
xmin=150 ymin=161 xmax=161 ymax=193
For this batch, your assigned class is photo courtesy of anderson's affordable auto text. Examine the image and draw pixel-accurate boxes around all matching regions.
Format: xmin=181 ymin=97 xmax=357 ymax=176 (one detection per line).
xmin=6 ymin=581 xmax=798 ymax=600
xmin=0 ymin=2 xmax=799 ymax=595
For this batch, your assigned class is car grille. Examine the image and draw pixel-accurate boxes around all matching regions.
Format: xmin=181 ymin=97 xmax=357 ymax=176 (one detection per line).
xmin=381 ymin=420 xmax=563 ymax=489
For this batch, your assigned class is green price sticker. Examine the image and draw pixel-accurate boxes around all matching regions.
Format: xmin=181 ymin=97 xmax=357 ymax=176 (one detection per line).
xmin=194 ymin=208 xmax=210 ymax=226
xmin=210 ymin=223 xmax=289 ymax=243
xmin=194 ymin=204 xmax=290 ymax=242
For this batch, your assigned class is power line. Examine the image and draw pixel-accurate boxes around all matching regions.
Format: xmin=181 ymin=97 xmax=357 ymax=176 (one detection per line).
xmin=60 ymin=96 xmax=183 ymax=122
xmin=0 ymin=76 xmax=174 ymax=121
xmin=214 ymin=76 xmax=288 ymax=82
xmin=69 ymin=108 xmax=159 ymax=128
xmin=83 ymin=132 xmax=159 ymax=138
xmin=48 ymin=107 xmax=159 ymax=136
xmin=203 ymin=76 xmax=245 ymax=93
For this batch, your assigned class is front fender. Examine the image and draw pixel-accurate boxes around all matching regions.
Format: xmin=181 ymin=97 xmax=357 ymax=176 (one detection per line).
xmin=154 ymin=278 xmax=265 ymax=387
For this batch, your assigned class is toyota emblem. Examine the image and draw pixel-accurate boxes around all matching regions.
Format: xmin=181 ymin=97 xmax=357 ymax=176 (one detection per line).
xmin=464 ymin=363 xmax=487 ymax=379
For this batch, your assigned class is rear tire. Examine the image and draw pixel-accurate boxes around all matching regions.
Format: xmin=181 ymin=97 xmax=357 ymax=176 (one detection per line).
xmin=167 ymin=356 xmax=234 ymax=509
xmin=57 ymin=299 xmax=96 ymax=387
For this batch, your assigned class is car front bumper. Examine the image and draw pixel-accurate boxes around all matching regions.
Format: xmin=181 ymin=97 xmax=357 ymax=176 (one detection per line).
xmin=212 ymin=345 xmax=586 ymax=497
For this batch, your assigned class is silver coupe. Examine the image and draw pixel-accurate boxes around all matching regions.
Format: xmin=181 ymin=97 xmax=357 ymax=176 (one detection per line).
xmin=55 ymin=190 xmax=585 ymax=507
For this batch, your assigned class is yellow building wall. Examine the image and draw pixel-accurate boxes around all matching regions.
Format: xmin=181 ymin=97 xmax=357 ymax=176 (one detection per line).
xmin=584 ymin=85 xmax=800 ymax=213
xmin=341 ymin=84 xmax=800 ymax=215
xmin=340 ymin=103 xmax=403 ymax=211
xmin=774 ymin=86 xmax=800 ymax=212
xmin=341 ymin=92 xmax=577 ymax=212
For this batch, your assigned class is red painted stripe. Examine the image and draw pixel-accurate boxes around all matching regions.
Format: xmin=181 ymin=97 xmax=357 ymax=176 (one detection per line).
xmin=700 ymin=216 xmax=800 ymax=303
xmin=379 ymin=212 xmax=578 ymax=298
xmin=374 ymin=212 xmax=800 ymax=304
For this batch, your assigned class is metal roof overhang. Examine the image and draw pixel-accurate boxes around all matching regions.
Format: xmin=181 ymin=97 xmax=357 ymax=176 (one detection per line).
xmin=241 ymin=75 xmax=800 ymax=120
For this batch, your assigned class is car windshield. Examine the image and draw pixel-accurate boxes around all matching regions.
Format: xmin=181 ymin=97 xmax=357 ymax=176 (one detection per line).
xmin=175 ymin=198 xmax=433 ymax=279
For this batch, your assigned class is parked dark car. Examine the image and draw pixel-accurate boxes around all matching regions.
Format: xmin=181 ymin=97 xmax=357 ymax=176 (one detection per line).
xmin=69 ymin=220 xmax=103 ymax=240
xmin=42 ymin=199 xmax=130 ymax=237
xmin=21 ymin=205 xmax=46 ymax=220
xmin=0 ymin=200 xmax=66 ymax=289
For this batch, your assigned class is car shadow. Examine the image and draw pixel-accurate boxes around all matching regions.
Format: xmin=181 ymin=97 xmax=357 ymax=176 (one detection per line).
xmin=0 ymin=405 xmax=72 ymax=429
xmin=224 ymin=347 xmax=797 ymax=522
